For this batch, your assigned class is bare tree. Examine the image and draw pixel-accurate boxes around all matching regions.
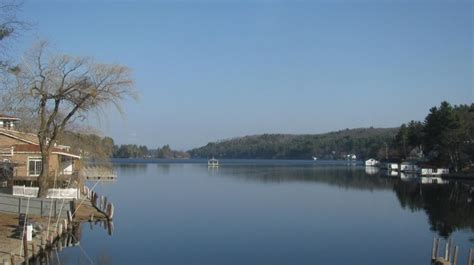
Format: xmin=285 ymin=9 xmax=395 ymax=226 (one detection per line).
xmin=5 ymin=41 xmax=136 ymax=197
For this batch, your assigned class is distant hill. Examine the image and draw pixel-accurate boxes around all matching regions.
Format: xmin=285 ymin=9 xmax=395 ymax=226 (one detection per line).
xmin=189 ymin=127 xmax=398 ymax=160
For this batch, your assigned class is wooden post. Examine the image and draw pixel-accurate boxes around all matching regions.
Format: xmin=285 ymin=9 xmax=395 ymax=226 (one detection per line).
xmin=10 ymin=253 xmax=14 ymax=265
xmin=67 ymin=211 xmax=73 ymax=224
xmin=23 ymin=231 xmax=28 ymax=265
xmin=468 ymin=249 xmax=473 ymax=265
xmin=103 ymin=197 xmax=108 ymax=212
xmin=432 ymin=237 xmax=438 ymax=260
xmin=448 ymin=238 xmax=453 ymax=262
xmin=107 ymin=203 xmax=114 ymax=220
xmin=31 ymin=242 xmax=35 ymax=259
xmin=445 ymin=240 xmax=450 ymax=260
xmin=452 ymin=246 xmax=458 ymax=265
xmin=54 ymin=200 xmax=57 ymax=217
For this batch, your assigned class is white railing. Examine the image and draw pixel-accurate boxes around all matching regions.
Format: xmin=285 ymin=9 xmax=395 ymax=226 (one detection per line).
xmin=47 ymin=188 xmax=79 ymax=199
xmin=12 ymin=186 xmax=39 ymax=197
xmin=12 ymin=186 xmax=79 ymax=199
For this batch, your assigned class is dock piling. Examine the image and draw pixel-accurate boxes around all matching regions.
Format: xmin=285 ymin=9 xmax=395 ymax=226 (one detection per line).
xmin=468 ymin=248 xmax=473 ymax=265
xmin=445 ymin=239 xmax=450 ymax=260
xmin=22 ymin=232 xmax=28 ymax=265
xmin=432 ymin=237 xmax=439 ymax=260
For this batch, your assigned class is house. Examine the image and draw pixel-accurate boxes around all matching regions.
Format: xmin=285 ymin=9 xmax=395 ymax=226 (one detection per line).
xmin=400 ymin=161 xmax=419 ymax=173
xmin=346 ymin=154 xmax=357 ymax=160
xmin=0 ymin=114 xmax=20 ymax=130
xmin=0 ymin=114 xmax=81 ymax=198
xmin=365 ymin=158 xmax=379 ymax=167
xmin=419 ymin=165 xmax=449 ymax=176
xmin=384 ymin=162 xmax=399 ymax=171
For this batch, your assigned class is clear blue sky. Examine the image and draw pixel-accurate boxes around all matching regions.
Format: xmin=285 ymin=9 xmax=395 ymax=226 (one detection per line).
xmin=18 ymin=0 xmax=473 ymax=150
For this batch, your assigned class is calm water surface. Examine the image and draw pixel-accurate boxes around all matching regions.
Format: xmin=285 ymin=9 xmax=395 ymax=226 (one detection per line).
xmin=55 ymin=160 xmax=473 ymax=265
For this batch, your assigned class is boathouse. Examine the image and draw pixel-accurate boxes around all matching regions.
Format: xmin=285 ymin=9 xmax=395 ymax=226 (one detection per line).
xmin=419 ymin=165 xmax=449 ymax=176
xmin=400 ymin=161 xmax=419 ymax=173
xmin=365 ymin=158 xmax=379 ymax=167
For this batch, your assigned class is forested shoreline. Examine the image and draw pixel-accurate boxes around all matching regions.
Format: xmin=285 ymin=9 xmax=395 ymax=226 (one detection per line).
xmin=59 ymin=102 xmax=473 ymax=172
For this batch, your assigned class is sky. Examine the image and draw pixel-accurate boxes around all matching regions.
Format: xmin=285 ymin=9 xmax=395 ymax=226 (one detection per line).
xmin=14 ymin=0 xmax=473 ymax=150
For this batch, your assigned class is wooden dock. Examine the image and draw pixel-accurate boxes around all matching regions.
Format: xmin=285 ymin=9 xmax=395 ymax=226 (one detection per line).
xmin=431 ymin=237 xmax=473 ymax=265
xmin=80 ymin=166 xmax=117 ymax=181
xmin=0 ymin=186 xmax=110 ymax=264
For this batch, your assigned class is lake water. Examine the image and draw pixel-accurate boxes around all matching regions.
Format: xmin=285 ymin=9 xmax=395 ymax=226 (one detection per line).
xmin=54 ymin=159 xmax=473 ymax=265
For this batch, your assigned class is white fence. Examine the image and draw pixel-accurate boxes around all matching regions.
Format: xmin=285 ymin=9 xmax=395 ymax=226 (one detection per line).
xmin=12 ymin=186 xmax=39 ymax=197
xmin=47 ymin=188 xmax=79 ymax=199
xmin=12 ymin=186 xmax=79 ymax=199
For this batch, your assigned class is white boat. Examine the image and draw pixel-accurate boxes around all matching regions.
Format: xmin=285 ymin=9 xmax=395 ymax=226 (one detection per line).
xmin=312 ymin=156 xmax=318 ymax=161
xmin=208 ymin=158 xmax=219 ymax=167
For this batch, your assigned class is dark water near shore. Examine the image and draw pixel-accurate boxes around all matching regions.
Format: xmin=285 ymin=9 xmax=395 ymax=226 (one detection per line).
xmin=55 ymin=159 xmax=473 ymax=265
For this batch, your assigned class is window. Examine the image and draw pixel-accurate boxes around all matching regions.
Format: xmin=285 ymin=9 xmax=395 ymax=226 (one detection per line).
xmin=28 ymin=158 xmax=42 ymax=176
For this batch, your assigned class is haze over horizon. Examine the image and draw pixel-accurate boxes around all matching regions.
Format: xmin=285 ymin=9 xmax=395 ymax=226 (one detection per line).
xmin=17 ymin=0 xmax=472 ymax=150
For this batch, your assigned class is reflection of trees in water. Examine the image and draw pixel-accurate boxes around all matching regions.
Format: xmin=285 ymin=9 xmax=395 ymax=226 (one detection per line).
xmin=217 ymin=166 xmax=395 ymax=191
xmin=38 ymin=220 xmax=114 ymax=265
xmin=218 ymin=165 xmax=474 ymax=238
xmin=394 ymin=180 xmax=474 ymax=237
xmin=115 ymin=163 xmax=148 ymax=176
xmin=156 ymin=164 xmax=171 ymax=174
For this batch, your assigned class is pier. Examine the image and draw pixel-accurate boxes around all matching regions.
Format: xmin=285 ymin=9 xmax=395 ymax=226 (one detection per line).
xmin=81 ymin=166 xmax=117 ymax=181
xmin=431 ymin=237 xmax=473 ymax=265
xmin=0 ymin=187 xmax=110 ymax=264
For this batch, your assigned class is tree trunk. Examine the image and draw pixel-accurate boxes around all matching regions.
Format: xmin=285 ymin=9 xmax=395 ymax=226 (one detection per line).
xmin=37 ymin=152 xmax=50 ymax=198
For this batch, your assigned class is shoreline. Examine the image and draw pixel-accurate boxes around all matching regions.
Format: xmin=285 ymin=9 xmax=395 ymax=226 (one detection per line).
xmin=0 ymin=197 xmax=107 ymax=265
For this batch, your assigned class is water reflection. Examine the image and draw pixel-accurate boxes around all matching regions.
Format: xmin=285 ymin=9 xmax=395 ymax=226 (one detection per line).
xmin=394 ymin=180 xmax=474 ymax=237
xmin=156 ymin=163 xmax=171 ymax=175
xmin=33 ymin=220 xmax=114 ymax=265
xmin=58 ymin=161 xmax=474 ymax=264
xmin=115 ymin=163 xmax=148 ymax=176
xmin=213 ymin=165 xmax=394 ymax=191
xmin=207 ymin=164 xmax=474 ymax=238
xmin=365 ymin=166 xmax=379 ymax=175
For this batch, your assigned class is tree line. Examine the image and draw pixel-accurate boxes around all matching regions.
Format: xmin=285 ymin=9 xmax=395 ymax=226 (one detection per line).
xmin=60 ymin=133 xmax=190 ymax=160
xmin=190 ymin=101 xmax=473 ymax=172
xmin=189 ymin=127 xmax=398 ymax=160
xmin=393 ymin=102 xmax=473 ymax=172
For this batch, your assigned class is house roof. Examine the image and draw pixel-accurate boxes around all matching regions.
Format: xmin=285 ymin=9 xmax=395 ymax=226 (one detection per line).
xmin=0 ymin=114 xmax=20 ymax=121
xmin=13 ymin=144 xmax=81 ymax=159
xmin=0 ymin=128 xmax=38 ymax=145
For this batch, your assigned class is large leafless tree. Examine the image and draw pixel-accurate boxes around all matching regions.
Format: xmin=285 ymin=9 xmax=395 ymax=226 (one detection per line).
xmin=5 ymin=41 xmax=136 ymax=197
